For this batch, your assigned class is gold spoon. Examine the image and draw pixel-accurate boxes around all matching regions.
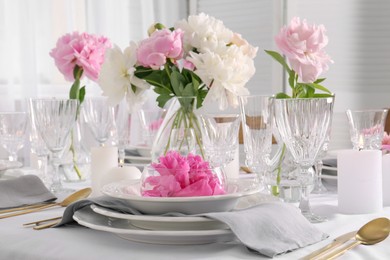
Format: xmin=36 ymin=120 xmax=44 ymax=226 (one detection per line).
xmin=0 ymin=188 xmax=92 ymax=219
xmin=323 ymin=217 xmax=390 ymax=260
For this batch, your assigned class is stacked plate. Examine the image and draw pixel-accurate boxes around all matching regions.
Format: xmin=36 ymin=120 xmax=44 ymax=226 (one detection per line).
xmin=124 ymin=145 xmax=152 ymax=170
xmin=321 ymin=150 xmax=338 ymax=180
xmin=73 ymin=178 xmax=264 ymax=245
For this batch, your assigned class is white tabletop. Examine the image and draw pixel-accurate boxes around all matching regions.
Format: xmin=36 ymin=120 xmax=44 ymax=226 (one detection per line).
xmin=0 ymin=178 xmax=389 ymax=260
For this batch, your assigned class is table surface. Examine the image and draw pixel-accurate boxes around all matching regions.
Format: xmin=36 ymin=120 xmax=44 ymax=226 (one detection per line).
xmin=1 ymin=177 xmax=390 ymax=260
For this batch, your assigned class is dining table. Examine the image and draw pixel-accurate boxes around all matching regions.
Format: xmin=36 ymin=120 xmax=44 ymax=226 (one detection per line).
xmin=0 ymin=171 xmax=389 ymax=260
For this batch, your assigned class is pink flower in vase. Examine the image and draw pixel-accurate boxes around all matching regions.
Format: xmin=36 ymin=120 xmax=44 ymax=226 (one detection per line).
xmin=137 ymin=29 xmax=184 ymax=69
xmin=275 ymin=17 xmax=333 ymax=83
xmin=382 ymin=132 xmax=390 ymax=152
xmin=50 ymin=31 xmax=111 ymax=81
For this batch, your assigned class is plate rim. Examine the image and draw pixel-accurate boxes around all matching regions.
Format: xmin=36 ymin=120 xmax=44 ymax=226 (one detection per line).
xmin=101 ymin=178 xmax=261 ymax=203
xmin=73 ymin=206 xmax=232 ymax=236
xmin=90 ymin=204 xmax=214 ymax=223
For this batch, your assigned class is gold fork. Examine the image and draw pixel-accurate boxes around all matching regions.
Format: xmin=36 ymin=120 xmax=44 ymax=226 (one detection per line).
xmin=23 ymin=216 xmax=62 ymax=230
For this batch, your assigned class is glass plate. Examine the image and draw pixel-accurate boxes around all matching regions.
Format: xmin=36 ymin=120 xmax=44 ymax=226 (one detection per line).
xmin=101 ymin=178 xmax=261 ymax=214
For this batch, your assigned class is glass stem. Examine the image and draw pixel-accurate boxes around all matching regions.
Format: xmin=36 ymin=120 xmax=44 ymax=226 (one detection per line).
xmin=50 ymin=151 xmax=63 ymax=192
xmin=118 ymin=147 xmax=125 ymax=167
xmin=299 ymin=184 xmax=311 ymax=215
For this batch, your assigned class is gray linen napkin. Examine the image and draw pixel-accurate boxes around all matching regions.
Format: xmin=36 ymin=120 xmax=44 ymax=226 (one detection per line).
xmin=0 ymin=175 xmax=56 ymax=208
xmin=56 ymin=197 xmax=327 ymax=258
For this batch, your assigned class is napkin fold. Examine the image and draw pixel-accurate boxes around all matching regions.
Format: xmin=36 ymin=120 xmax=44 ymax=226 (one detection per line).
xmin=56 ymin=197 xmax=327 ymax=258
xmin=0 ymin=175 xmax=56 ymax=208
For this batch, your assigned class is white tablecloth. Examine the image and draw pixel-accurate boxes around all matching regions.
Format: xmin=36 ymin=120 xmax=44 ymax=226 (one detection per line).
xmin=0 ymin=178 xmax=390 ymax=260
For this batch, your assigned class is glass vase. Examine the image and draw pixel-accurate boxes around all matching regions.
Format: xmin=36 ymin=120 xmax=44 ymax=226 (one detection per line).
xmin=60 ymin=114 xmax=91 ymax=182
xmin=151 ymin=96 xmax=204 ymax=161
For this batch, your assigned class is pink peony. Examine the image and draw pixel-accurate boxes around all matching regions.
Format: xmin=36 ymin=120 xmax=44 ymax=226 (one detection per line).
xmin=142 ymin=151 xmax=226 ymax=197
xmin=382 ymin=132 xmax=390 ymax=151
xmin=275 ymin=17 xmax=333 ymax=83
xmin=50 ymin=31 xmax=111 ymax=82
xmin=137 ymin=29 xmax=184 ymax=69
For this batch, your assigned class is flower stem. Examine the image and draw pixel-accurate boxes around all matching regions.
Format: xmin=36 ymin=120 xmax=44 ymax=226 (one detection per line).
xmin=271 ymin=143 xmax=286 ymax=196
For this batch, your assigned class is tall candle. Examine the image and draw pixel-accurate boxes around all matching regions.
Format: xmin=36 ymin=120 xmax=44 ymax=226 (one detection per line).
xmin=338 ymin=150 xmax=382 ymax=214
xmin=382 ymin=153 xmax=390 ymax=206
xmin=90 ymin=146 xmax=118 ymax=197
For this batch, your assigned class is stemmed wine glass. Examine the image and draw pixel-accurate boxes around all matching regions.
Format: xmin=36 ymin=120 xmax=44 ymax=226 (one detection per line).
xmin=274 ymin=97 xmax=334 ymax=223
xmin=0 ymin=112 xmax=28 ymax=164
xmin=312 ymin=134 xmax=331 ymax=194
xmin=115 ymin=100 xmax=133 ymax=166
xmin=82 ymin=97 xmax=116 ymax=147
xmin=30 ymin=98 xmax=78 ymax=193
xmin=239 ymin=95 xmax=275 ymax=188
xmin=198 ymin=113 xmax=241 ymax=167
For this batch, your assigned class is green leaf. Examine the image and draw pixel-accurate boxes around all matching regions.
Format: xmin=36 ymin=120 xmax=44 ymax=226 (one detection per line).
xmin=275 ymin=92 xmax=291 ymax=99
xmin=307 ymin=83 xmax=332 ymax=94
xmin=314 ymin=78 xmax=326 ymax=84
xmin=264 ymin=50 xmax=291 ymax=74
xmin=182 ymin=83 xmax=195 ymax=97
xmin=153 ymin=87 xmax=171 ymax=95
xmin=312 ymin=93 xmax=334 ymax=98
xmin=79 ymin=86 xmax=86 ymax=104
xmin=288 ymin=70 xmax=296 ymax=90
xmin=156 ymin=94 xmax=172 ymax=108
xmin=170 ymin=71 xmax=185 ymax=96
xmin=305 ymin=85 xmax=315 ymax=98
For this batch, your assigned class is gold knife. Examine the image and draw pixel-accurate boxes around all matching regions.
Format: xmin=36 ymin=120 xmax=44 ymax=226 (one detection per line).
xmin=300 ymin=231 xmax=357 ymax=260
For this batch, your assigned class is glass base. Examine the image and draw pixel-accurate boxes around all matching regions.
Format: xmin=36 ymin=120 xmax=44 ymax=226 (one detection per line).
xmin=302 ymin=211 xmax=328 ymax=223
xmin=311 ymin=181 xmax=328 ymax=194
xmin=50 ymin=185 xmax=75 ymax=195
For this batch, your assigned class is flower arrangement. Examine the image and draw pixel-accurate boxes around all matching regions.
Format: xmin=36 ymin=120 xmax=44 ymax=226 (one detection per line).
xmin=99 ymin=12 xmax=257 ymax=111
xmin=141 ymin=151 xmax=226 ymax=197
xmin=98 ymin=13 xmax=257 ymax=158
xmin=265 ymin=17 xmax=333 ymax=98
xmin=266 ymin=17 xmax=334 ymax=196
xmin=50 ymin=31 xmax=111 ymax=179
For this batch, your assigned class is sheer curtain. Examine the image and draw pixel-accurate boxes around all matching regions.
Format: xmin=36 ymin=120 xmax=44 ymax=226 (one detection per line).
xmin=0 ymin=0 xmax=187 ymax=112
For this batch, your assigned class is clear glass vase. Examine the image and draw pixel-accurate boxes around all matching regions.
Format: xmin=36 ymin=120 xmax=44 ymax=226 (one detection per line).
xmin=151 ymin=96 xmax=204 ymax=161
xmin=60 ymin=115 xmax=91 ymax=182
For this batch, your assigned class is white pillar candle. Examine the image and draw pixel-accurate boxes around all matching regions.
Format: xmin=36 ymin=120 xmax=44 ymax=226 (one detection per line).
xmin=338 ymin=150 xmax=383 ymax=214
xmin=99 ymin=166 xmax=141 ymax=190
xmin=90 ymin=146 xmax=118 ymax=197
xmin=382 ymin=153 xmax=390 ymax=206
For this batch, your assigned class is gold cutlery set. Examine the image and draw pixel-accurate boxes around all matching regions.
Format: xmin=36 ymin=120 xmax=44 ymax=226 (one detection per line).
xmin=0 ymin=188 xmax=91 ymax=230
xmin=302 ymin=217 xmax=390 ymax=259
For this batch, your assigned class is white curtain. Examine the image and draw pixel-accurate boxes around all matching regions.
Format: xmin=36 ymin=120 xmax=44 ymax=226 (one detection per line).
xmin=0 ymin=0 xmax=187 ymax=112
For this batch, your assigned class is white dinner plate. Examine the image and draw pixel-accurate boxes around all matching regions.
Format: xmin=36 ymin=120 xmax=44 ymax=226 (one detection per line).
xmin=101 ymin=178 xmax=261 ymax=214
xmin=73 ymin=206 xmax=235 ymax=245
xmin=128 ymin=145 xmax=152 ymax=158
xmin=90 ymin=204 xmax=228 ymax=231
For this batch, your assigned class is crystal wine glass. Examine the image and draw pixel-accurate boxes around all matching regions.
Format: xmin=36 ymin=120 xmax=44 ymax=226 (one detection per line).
xmin=0 ymin=112 xmax=28 ymax=163
xmin=115 ymin=100 xmax=133 ymax=166
xmin=274 ymin=97 xmax=334 ymax=223
xmin=82 ymin=97 xmax=116 ymax=147
xmin=312 ymin=134 xmax=331 ymax=194
xmin=239 ymin=95 xmax=275 ymax=188
xmin=198 ymin=113 xmax=241 ymax=167
xmin=30 ymin=98 xmax=78 ymax=193
xmin=28 ymin=100 xmax=51 ymax=186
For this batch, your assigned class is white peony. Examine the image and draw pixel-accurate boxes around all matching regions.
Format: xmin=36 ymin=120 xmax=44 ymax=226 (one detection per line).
xmin=98 ymin=42 xmax=150 ymax=113
xmin=175 ymin=13 xmax=233 ymax=55
xmin=188 ymin=45 xmax=255 ymax=110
